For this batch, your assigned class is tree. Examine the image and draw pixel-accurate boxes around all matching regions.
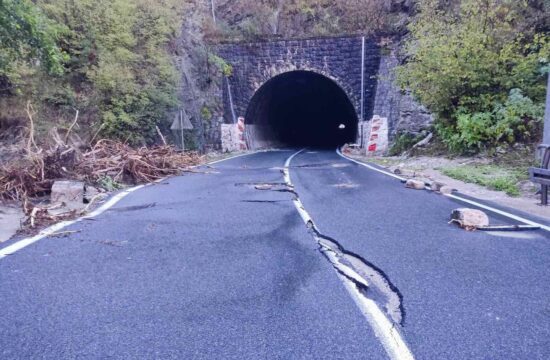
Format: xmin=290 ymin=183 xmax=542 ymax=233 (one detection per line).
xmin=0 ymin=0 xmax=64 ymax=91
xmin=397 ymin=0 xmax=549 ymax=152
xmin=33 ymin=0 xmax=184 ymax=144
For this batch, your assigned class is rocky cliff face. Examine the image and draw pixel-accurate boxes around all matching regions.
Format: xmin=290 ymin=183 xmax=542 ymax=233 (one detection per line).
xmin=173 ymin=1 xmax=227 ymax=151
xmin=372 ymin=43 xmax=433 ymax=141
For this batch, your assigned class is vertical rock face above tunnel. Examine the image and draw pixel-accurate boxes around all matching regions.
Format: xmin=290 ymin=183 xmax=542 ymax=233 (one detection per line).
xmin=215 ymin=36 xmax=381 ymax=147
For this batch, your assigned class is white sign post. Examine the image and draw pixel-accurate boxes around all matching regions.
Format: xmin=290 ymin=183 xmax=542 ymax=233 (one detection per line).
xmin=538 ymin=74 xmax=550 ymax=159
xmin=170 ymin=109 xmax=194 ymax=150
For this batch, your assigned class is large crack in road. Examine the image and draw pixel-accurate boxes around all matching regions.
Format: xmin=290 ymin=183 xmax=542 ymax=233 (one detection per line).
xmin=241 ymin=174 xmax=406 ymax=327
xmin=311 ymin=227 xmax=405 ymax=326
xmin=232 ymin=150 xmax=414 ymax=359
xmin=281 ymin=149 xmax=415 ymax=360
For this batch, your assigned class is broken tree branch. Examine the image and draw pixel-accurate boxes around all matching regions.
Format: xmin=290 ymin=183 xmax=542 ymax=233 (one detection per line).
xmin=412 ymin=132 xmax=433 ymax=149
xmin=156 ymin=126 xmax=167 ymax=146
xmin=405 ymin=132 xmax=433 ymax=157
xmin=64 ymin=109 xmax=80 ymax=144
xmin=25 ymin=101 xmax=38 ymax=154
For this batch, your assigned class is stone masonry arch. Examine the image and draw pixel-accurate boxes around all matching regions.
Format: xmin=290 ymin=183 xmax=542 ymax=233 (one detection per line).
xmin=215 ymin=36 xmax=380 ymax=149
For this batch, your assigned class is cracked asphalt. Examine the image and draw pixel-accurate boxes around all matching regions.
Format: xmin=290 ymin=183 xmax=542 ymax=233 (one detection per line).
xmin=0 ymin=149 xmax=549 ymax=359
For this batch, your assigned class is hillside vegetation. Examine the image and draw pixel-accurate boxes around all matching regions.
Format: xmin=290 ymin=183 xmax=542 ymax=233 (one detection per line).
xmin=0 ymin=0 xmax=549 ymax=153
xmin=1 ymin=0 xmax=186 ymax=146
xmin=397 ymin=0 xmax=549 ymax=154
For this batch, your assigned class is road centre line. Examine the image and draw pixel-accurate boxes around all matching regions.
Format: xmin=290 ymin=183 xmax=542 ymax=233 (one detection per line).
xmin=284 ymin=149 xmax=415 ymax=360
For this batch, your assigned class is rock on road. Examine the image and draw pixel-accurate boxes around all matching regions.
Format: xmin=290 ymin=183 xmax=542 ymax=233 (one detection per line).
xmin=0 ymin=149 xmax=548 ymax=359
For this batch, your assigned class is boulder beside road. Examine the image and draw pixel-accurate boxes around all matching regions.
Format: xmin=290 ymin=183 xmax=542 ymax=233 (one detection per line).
xmin=450 ymin=208 xmax=490 ymax=230
xmin=405 ymin=179 xmax=425 ymax=190
xmin=51 ymin=181 xmax=85 ymax=209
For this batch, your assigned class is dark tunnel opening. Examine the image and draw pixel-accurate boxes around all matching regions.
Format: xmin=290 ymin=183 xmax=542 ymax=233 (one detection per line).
xmin=244 ymin=71 xmax=358 ymax=149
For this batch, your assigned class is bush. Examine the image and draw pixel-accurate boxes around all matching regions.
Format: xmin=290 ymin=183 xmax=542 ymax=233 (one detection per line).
xmin=440 ymin=89 xmax=544 ymax=153
xmin=208 ymin=54 xmax=233 ymax=77
xmin=0 ymin=0 xmax=66 ymax=83
xmin=4 ymin=0 xmax=184 ymax=145
xmin=388 ymin=132 xmax=424 ymax=155
xmin=397 ymin=0 xmax=549 ymax=153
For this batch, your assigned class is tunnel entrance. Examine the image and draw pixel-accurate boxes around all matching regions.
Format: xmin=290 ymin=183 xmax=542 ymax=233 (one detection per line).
xmin=244 ymin=71 xmax=358 ymax=149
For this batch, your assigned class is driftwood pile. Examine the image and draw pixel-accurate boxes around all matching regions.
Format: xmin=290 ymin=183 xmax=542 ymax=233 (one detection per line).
xmin=0 ymin=148 xmax=71 ymax=201
xmin=0 ymin=140 xmax=201 ymax=201
xmin=76 ymin=140 xmax=201 ymax=184
xmin=1 ymin=102 xmax=201 ymax=201
xmin=1 ymin=103 xmax=202 ymax=230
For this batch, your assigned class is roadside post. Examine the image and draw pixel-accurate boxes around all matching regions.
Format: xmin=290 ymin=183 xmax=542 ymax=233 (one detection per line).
xmin=170 ymin=109 xmax=194 ymax=150
xmin=538 ymin=74 xmax=550 ymax=159
xmin=530 ymin=74 xmax=550 ymax=205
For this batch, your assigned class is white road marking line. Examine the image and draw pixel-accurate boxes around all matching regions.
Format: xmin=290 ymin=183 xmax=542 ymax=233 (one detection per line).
xmin=285 ymin=149 xmax=415 ymax=360
xmin=336 ymin=148 xmax=550 ymax=233
xmin=0 ymin=151 xmax=260 ymax=259
xmin=336 ymin=148 xmax=406 ymax=181
xmin=0 ymin=221 xmax=73 ymax=259
xmin=206 ymin=151 xmax=257 ymax=165
xmin=444 ymin=194 xmax=550 ymax=232
xmin=84 ymin=185 xmax=145 ymax=218
xmin=0 ymin=185 xmax=144 ymax=259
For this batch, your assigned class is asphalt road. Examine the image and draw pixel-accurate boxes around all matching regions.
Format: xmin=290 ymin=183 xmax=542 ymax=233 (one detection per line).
xmin=0 ymin=149 xmax=548 ymax=359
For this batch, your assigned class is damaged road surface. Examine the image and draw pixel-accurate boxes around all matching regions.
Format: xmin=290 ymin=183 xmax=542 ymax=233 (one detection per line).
xmin=289 ymin=150 xmax=550 ymax=360
xmin=0 ymin=150 xmax=549 ymax=359
xmin=0 ymin=151 xmax=387 ymax=359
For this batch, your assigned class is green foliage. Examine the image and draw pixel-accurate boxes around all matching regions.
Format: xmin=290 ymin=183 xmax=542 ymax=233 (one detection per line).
xmin=441 ymin=164 xmax=529 ymax=197
xmin=47 ymin=0 xmax=183 ymax=145
xmin=439 ymin=89 xmax=545 ymax=152
xmin=388 ymin=132 xmax=424 ymax=155
xmin=200 ymin=105 xmax=212 ymax=120
xmin=183 ymin=130 xmax=198 ymax=151
xmin=397 ymin=0 xmax=549 ymax=153
xmin=208 ymin=54 xmax=233 ymax=77
xmin=3 ymin=0 xmax=184 ymax=145
xmin=0 ymin=0 xmax=65 ymax=87
xmin=97 ymin=175 xmax=123 ymax=191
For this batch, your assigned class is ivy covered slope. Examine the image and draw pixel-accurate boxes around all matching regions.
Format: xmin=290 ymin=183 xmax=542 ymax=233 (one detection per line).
xmin=397 ymin=0 xmax=549 ymax=154
xmin=1 ymin=0 xmax=186 ymax=146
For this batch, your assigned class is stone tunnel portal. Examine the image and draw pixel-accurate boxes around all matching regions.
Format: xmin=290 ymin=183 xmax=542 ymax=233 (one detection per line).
xmin=245 ymin=71 xmax=358 ymax=148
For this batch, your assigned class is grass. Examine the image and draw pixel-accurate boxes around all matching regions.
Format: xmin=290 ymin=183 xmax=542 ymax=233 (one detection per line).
xmin=440 ymin=164 xmax=529 ymax=197
xmin=97 ymin=175 xmax=124 ymax=191
xmin=366 ymin=156 xmax=402 ymax=167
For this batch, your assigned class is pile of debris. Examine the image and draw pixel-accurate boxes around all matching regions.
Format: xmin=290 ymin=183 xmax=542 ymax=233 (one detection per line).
xmin=1 ymin=144 xmax=73 ymax=201
xmin=1 ymin=105 xmax=202 ymax=230
xmin=1 ymin=140 xmax=201 ymax=201
xmin=76 ymin=140 xmax=201 ymax=184
xmin=1 ymin=138 xmax=202 ymax=230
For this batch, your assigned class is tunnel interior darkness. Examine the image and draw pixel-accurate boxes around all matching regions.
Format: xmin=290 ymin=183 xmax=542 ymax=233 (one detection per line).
xmin=244 ymin=71 xmax=358 ymax=148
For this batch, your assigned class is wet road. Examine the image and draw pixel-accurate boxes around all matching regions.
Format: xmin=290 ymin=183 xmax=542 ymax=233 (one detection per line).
xmin=0 ymin=149 xmax=549 ymax=359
